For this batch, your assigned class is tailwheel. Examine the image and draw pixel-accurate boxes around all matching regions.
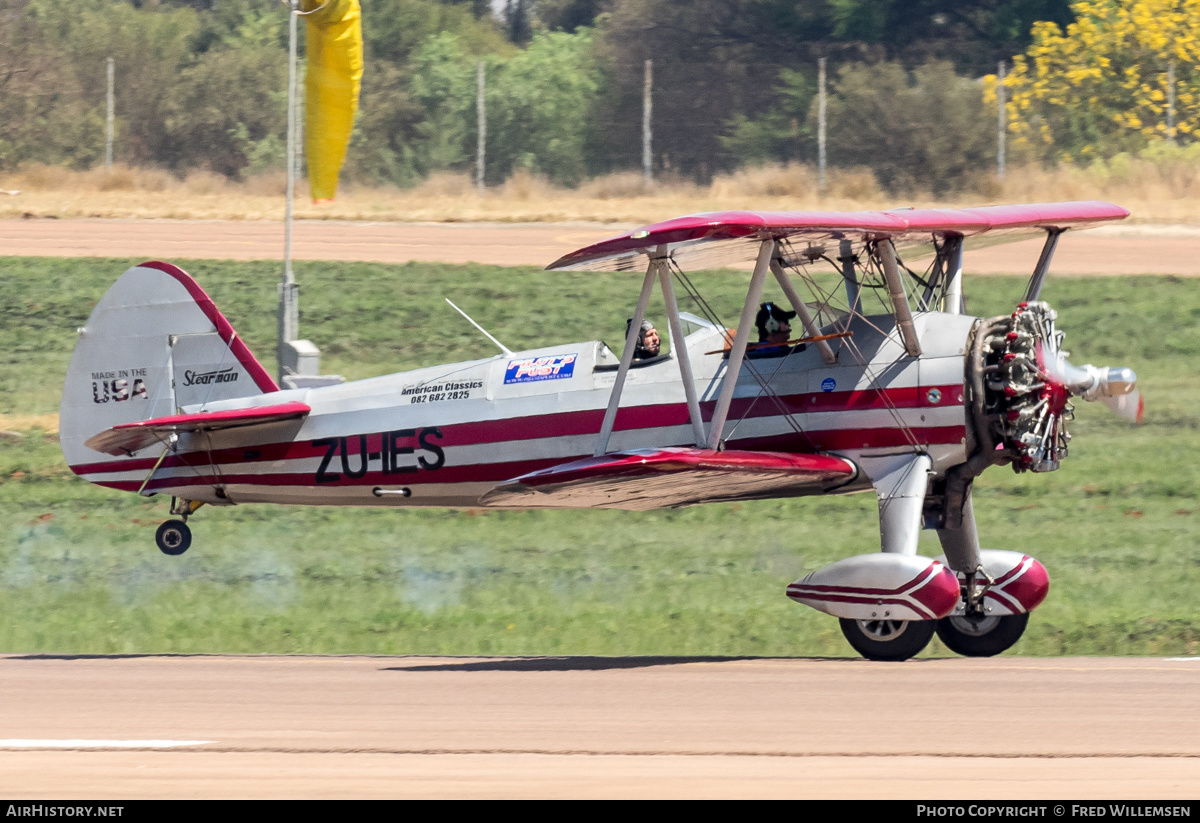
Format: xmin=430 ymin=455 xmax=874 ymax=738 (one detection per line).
xmin=936 ymin=612 xmax=1028 ymax=657
xmin=839 ymin=617 xmax=936 ymax=661
xmin=155 ymin=520 xmax=192 ymax=556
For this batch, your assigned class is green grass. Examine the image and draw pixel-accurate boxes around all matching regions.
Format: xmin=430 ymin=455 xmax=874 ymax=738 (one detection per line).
xmin=0 ymin=256 xmax=1197 ymax=656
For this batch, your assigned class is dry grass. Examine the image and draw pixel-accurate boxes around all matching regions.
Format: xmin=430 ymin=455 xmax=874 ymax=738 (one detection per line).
xmin=2 ymin=160 xmax=1199 ymax=224
xmin=0 ymin=414 xmax=59 ymax=433
xmin=577 ymin=170 xmax=657 ymax=199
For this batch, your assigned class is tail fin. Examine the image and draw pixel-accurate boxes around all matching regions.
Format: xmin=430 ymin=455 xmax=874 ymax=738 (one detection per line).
xmin=60 ymin=261 xmax=277 ymax=470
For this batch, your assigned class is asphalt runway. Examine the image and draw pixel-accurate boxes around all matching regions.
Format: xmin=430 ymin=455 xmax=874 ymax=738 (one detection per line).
xmin=0 ymin=655 xmax=1196 ymax=798
xmin=3 ymin=218 xmax=1200 ymax=274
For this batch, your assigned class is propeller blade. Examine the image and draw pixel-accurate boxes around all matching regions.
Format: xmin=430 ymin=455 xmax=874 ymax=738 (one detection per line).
xmin=1101 ymin=389 xmax=1144 ymax=424
xmin=1042 ymin=348 xmax=1140 ymax=422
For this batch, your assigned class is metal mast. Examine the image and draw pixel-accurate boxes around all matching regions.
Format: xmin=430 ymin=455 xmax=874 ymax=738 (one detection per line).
xmin=278 ymin=0 xmax=300 ymax=385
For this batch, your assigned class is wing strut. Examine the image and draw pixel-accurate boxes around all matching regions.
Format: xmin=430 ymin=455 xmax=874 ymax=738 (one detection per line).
xmin=659 ymin=259 xmax=706 ymax=446
xmin=839 ymin=239 xmax=860 ymax=311
xmin=769 ymin=256 xmax=837 ymax=365
xmin=136 ymin=436 xmax=178 ymax=495
xmin=941 ymin=235 xmax=965 ymax=314
xmin=1023 ymin=227 xmax=1064 ymax=302
xmin=706 ymin=239 xmax=774 ymax=450
xmin=878 ymin=239 xmax=921 ymax=356
xmin=594 ymin=250 xmax=660 ymax=456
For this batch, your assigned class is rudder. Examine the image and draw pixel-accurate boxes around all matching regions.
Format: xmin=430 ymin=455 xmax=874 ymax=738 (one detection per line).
xmin=60 ymin=261 xmax=278 ymax=471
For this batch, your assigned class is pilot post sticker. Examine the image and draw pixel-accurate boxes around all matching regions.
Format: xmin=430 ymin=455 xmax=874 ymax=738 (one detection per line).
xmin=821 ymin=377 xmax=836 ymax=393
xmin=505 ymin=353 xmax=578 ymax=384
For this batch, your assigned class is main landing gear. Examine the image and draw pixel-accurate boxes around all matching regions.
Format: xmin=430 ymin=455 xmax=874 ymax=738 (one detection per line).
xmin=838 ymin=613 xmax=1028 ymax=660
xmin=839 ymin=618 xmax=937 ymax=662
xmin=935 ymin=612 xmax=1029 ymax=657
xmin=155 ymin=498 xmax=202 ymax=556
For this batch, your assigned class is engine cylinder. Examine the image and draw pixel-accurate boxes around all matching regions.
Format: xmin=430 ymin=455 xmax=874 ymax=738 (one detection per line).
xmin=973 ymin=301 xmax=1074 ymax=473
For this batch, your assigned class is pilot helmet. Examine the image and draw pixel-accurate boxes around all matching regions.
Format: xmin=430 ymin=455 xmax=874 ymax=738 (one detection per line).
xmin=626 ymin=318 xmax=656 ymax=338
xmin=755 ymin=302 xmax=796 ymax=337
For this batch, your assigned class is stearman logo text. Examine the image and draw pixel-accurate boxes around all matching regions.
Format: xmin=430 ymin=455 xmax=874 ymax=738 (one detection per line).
xmin=183 ymin=367 xmax=238 ymax=386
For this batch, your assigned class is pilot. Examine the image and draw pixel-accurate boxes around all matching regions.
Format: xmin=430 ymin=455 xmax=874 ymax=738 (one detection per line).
xmin=750 ymin=302 xmax=797 ymax=358
xmin=626 ymin=318 xmax=661 ymax=360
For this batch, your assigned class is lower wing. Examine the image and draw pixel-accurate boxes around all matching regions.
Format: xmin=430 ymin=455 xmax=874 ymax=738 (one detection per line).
xmin=480 ymin=448 xmax=858 ymax=511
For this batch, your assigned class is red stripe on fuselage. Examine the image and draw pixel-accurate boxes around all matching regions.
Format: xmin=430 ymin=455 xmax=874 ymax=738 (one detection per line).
xmin=71 ymin=383 xmax=962 ymax=472
xmin=87 ymin=424 xmax=964 ymax=494
xmin=70 ymin=384 xmax=965 ymax=491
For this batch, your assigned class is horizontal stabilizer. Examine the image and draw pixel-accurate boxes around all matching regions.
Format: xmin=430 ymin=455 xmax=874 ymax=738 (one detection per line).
xmin=480 ymin=448 xmax=857 ymax=511
xmin=84 ymin=401 xmax=311 ymax=456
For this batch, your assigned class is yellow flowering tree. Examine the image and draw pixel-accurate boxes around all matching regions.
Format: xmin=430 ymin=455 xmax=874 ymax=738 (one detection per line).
xmin=991 ymin=0 xmax=1200 ymax=161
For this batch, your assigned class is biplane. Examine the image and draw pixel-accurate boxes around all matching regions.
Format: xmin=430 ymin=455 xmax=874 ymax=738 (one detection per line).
xmin=59 ymin=201 xmax=1141 ymax=660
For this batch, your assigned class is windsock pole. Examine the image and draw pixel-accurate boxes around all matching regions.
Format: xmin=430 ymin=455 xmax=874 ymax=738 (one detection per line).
xmin=279 ymin=0 xmax=299 ymax=383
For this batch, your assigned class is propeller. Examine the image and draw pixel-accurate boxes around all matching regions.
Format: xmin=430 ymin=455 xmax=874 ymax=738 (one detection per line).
xmin=1042 ymin=356 xmax=1144 ymax=424
xmin=1101 ymin=389 xmax=1144 ymax=423
xmin=986 ymin=301 xmax=1143 ymax=474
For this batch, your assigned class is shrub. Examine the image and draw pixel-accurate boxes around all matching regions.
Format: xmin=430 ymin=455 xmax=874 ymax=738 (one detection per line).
xmin=823 ymin=60 xmax=995 ymax=195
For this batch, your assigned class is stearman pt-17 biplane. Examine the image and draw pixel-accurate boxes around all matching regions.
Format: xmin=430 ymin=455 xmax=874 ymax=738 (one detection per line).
xmin=60 ymin=201 xmax=1142 ymax=660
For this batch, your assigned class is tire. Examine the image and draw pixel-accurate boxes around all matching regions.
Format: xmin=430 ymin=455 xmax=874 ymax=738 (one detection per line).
xmin=155 ymin=520 xmax=192 ymax=556
xmin=839 ymin=617 xmax=936 ymax=661
xmin=936 ymin=612 xmax=1029 ymax=657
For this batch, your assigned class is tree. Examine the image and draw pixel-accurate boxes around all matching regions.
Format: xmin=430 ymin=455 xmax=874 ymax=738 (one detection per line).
xmin=591 ymin=0 xmax=1068 ymax=179
xmin=828 ymin=0 xmax=1074 ymax=74
xmin=409 ymin=32 xmax=478 ymax=173
xmin=719 ymin=68 xmax=815 ymax=166
xmin=825 ymin=60 xmax=995 ymax=194
xmin=488 ymin=28 xmax=599 ymax=183
xmin=999 ymin=0 xmax=1200 ymax=162
xmin=536 ymin=0 xmax=607 ymax=32
xmin=21 ymin=0 xmax=204 ymax=170
xmin=342 ymin=1 xmax=510 ymax=184
xmin=360 ymin=0 xmax=508 ymax=64
xmin=0 ymin=0 xmax=93 ymax=169
xmin=590 ymin=0 xmax=830 ymax=178
xmin=504 ymin=0 xmax=533 ymax=44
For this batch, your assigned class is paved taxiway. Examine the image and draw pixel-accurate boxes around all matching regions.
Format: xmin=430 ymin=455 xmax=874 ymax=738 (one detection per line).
xmin=0 ymin=655 xmax=1195 ymax=798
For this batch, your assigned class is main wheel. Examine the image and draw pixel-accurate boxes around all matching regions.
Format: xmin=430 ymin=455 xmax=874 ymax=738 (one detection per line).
xmin=155 ymin=520 xmax=192 ymax=556
xmin=936 ymin=612 xmax=1029 ymax=657
xmin=839 ymin=617 xmax=936 ymax=661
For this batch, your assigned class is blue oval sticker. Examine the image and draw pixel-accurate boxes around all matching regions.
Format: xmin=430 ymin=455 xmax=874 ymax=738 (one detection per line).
xmin=821 ymin=377 xmax=836 ymax=393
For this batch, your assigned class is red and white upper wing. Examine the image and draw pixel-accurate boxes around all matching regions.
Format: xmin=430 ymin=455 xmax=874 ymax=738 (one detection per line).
xmin=546 ymin=201 xmax=1129 ymax=272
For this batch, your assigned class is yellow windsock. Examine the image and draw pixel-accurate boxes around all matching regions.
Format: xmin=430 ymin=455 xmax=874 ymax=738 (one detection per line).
xmin=303 ymin=0 xmax=363 ymax=202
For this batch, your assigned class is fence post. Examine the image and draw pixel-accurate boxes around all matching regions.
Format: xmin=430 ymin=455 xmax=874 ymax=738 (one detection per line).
xmin=997 ymin=60 xmax=1006 ymax=180
xmin=643 ymin=59 xmax=653 ymax=185
xmin=476 ymin=61 xmax=486 ymax=193
xmin=105 ymin=57 xmax=114 ymax=168
xmin=818 ymin=57 xmax=827 ymax=193
xmin=1168 ymin=60 xmax=1176 ymax=144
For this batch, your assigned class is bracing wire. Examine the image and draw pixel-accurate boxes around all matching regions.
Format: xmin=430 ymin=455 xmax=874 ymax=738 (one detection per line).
xmin=670 ymin=260 xmax=811 ymax=444
xmin=780 ymin=239 xmax=926 ymax=452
